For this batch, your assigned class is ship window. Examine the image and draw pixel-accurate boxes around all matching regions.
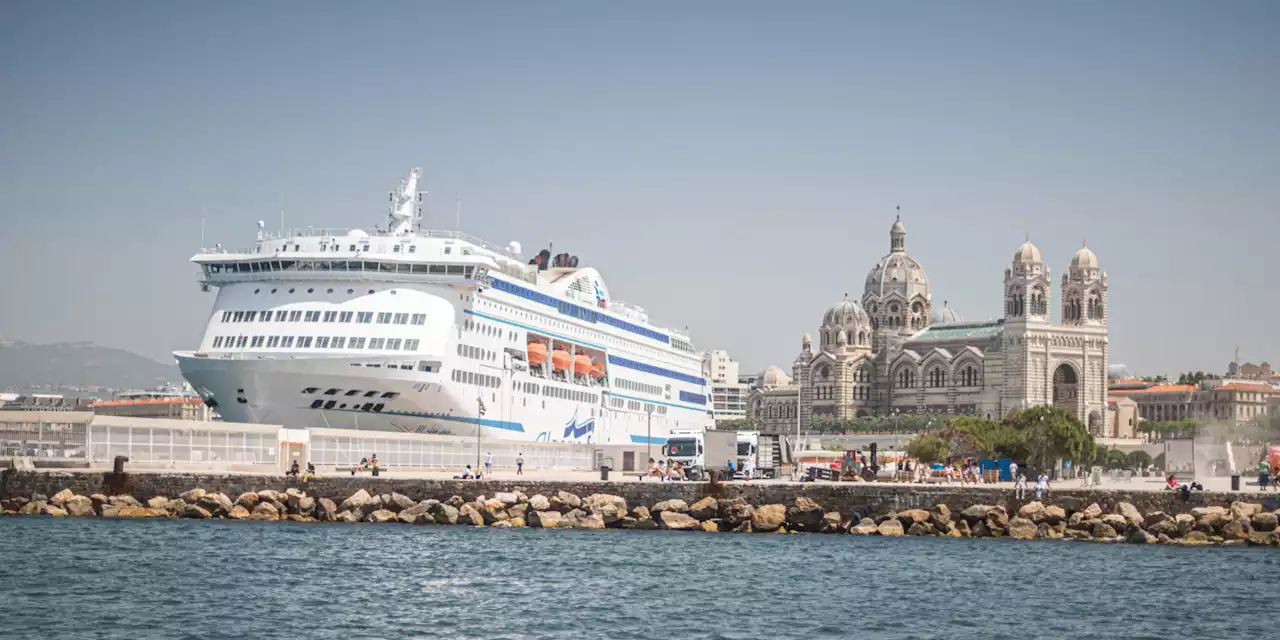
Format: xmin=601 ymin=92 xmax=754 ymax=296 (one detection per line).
xmin=350 ymin=337 xmax=366 ymax=349
xmin=316 ymin=337 xmax=330 ymax=348
xmin=345 ymin=389 xmax=361 ymax=396
xmin=282 ymin=336 xmax=295 ymax=348
xmin=361 ymin=403 xmax=373 ymax=411
xmin=213 ymin=336 xmax=223 ymax=348
xmin=387 ymin=339 xmax=402 ymax=350
xmin=447 ymin=265 xmax=464 ymax=275
xmin=339 ymin=311 xmax=353 ymax=322
xmin=429 ymin=264 xmax=446 ymax=274
xmin=411 ymin=313 xmax=426 ymax=325
xmin=405 ymin=339 xmax=419 ymax=351
xmin=373 ymin=403 xmax=385 ymax=412
xmin=393 ymin=245 xmax=401 ymax=253
xmin=444 ymin=247 xmax=451 ymax=255
xmin=369 ymin=338 xmax=385 ymax=349
xmin=381 ymin=392 xmax=398 ymax=399
xmin=310 ymin=399 xmax=324 ymax=409
xmin=267 ymin=336 xmax=280 ymax=348
xmin=349 ymin=245 xmax=356 ymax=251
xmin=323 ymin=311 xmax=337 ymax=322
xmin=409 ymin=245 xmax=416 ymax=254
xmin=221 ymin=311 xmax=232 ymax=322
xmin=377 ymin=312 xmax=392 ymax=324
xmin=357 ymin=312 xmax=372 ymax=323
xmin=332 ymin=336 xmax=345 ymax=348
xmin=394 ymin=313 xmax=409 ymax=325
xmin=288 ymin=310 xmax=301 ymax=322
xmin=323 ymin=401 xmax=336 ymax=410
xmin=364 ymin=391 xmax=378 ymax=397
xmin=323 ymin=388 xmax=339 ymax=396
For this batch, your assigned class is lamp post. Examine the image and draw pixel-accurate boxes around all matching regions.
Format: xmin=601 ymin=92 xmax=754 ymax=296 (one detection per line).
xmin=794 ymin=374 xmax=802 ymax=480
xmin=646 ymin=404 xmax=654 ymax=463
xmin=475 ymin=395 xmax=484 ymax=472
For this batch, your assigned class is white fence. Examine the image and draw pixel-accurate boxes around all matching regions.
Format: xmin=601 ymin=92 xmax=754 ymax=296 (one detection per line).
xmin=308 ymin=428 xmax=596 ymax=471
xmin=88 ymin=418 xmax=279 ymax=466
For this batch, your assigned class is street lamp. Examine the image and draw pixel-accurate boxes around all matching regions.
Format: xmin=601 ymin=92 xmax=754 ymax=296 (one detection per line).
xmin=646 ymin=404 xmax=654 ymax=463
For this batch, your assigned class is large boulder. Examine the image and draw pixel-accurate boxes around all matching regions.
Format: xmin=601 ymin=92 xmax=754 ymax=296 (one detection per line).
xmin=507 ymin=503 xmax=529 ymax=520
xmin=549 ymin=491 xmax=582 ymax=513
xmin=1042 ymin=505 xmax=1066 ymax=524
xmin=366 ymin=509 xmax=398 ymax=523
xmin=651 ymin=499 xmax=689 ymax=515
xmin=822 ymin=512 xmax=842 ymax=534
xmin=1251 ymin=512 xmax=1279 ymax=533
xmin=41 ymin=505 xmax=69 ymax=517
xmin=1008 ymin=517 xmax=1037 ymax=540
xmin=178 ymin=488 xmax=206 ymax=503
xmin=316 ymin=498 xmax=338 ymax=522
xmin=961 ymin=505 xmax=994 ymax=523
xmin=571 ymin=514 xmax=606 ymax=530
xmin=584 ymin=494 xmax=628 ymax=525
xmin=877 ymin=519 xmax=905 ymax=536
xmin=659 ymin=511 xmax=701 ymax=530
xmin=906 ymin=522 xmax=935 ymax=536
xmin=388 ymin=493 xmax=416 ymax=513
xmin=1091 ymin=522 xmax=1118 ymax=539
xmin=986 ymin=507 xmax=1009 ymax=535
xmin=1101 ymin=514 xmax=1128 ymax=531
xmin=295 ymin=496 xmax=316 ymax=516
xmin=227 ymin=505 xmax=251 ymax=520
xmin=1127 ymin=529 xmax=1157 ymax=544
xmin=198 ymin=493 xmax=234 ymax=516
xmin=493 ymin=492 xmax=521 ymax=506
xmin=930 ymin=504 xmax=952 ymax=529
xmin=50 ymin=489 xmax=76 ymax=507
xmin=234 ymin=492 xmax=260 ymax=509
xmin=751 ymin=504 xmax=787 ymax=532
xmin=1148 ymin=518 xmax=1179 ymax=538
xmin=1081 ymin=503 xmax=1102 ymax=520
xmin=1175 ymin=513 xmax=1196 ymax=536
xmin=1231 ymin=501 xmax=1262 ymax=522
xmin=340 ymin=489 xmax=373 ymax=513
xmin=180 ymin=505 xmax=212 ymax=519
xmin=852 ymin=518 xmax=880 ymax=535
xmin=429 ymin=503 xmax=459 ymax=525
xmin=701 ymin=520 xmax=720 ymax=533
xmin=1115 ymin=502 xmax=1144 ymax=527
xmin=1248 ymin=530 xmax=1280 ymax=547
xmin=689 ymin=497 xmax=719 ymax=522
xmin=1017 ymin=502 xmax=1046 ymax=522
xmin=528 ymin=494 xmax=551 ymax=511
xmin=146 ymin=496 xmax=170 ymax=510
xmin=528 ymin=511 xmax=562 ymax=529
xmin=63 ymin=495 xmax=95 ymax=518
xmin=1221 ymin=519 xmax=1249 ymax=540
xmin=1181 ymin=530 xmax=1210 ymax=545
xmin=720 ymin=500 xmax=755 ymax=527
xmin=398 ymin=501 xmax=434 ymax=525
xmin=109 ymin=495 xmax=141 ymax=508
xmin=458 ymin=504 xmax=485 ymax=526
xmin=251 ymin=502 xmax=279 ymax=520
xmin=788 ymin=498 xmax=826 ymax=532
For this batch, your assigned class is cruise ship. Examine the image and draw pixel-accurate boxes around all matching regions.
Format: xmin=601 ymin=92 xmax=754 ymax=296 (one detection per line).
xmin=175 ymin=168 xmax=711 ymax=444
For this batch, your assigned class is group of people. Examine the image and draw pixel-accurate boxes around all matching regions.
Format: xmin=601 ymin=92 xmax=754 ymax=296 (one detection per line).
xmin=643 ymin=458 xmax=686 ymax=481
xmin=454 ymin=452 xmax=526 ymax=479
xmin=351 ymin=454 xmax=379 ymax=476
xmin=286 ymin=460 xmax=316 ymax=483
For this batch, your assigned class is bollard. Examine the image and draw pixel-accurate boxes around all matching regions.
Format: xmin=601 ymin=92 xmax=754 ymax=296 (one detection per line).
xmin=599 ymin=466 xmax=610 ymax=481
xmin=113 ymin=455 xmax=129 ymax=475
xmin=1231 ymin=474 xmax=1240 ymax=491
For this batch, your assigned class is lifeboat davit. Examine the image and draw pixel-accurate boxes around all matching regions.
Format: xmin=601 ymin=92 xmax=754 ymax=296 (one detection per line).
xmin=527 ymin=342 xmax=548 ymax=366
xmin=590 ymin=363 xmax=606 ymax=379
xmin=573 ymin=354 xmax=592 ymax=376
xmin=551 ymin=348 xmax=571 ymax=371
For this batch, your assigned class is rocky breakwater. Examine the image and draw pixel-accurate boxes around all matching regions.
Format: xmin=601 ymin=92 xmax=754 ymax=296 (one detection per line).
xmin=6 ymin=484 xmax=1279 ymax=548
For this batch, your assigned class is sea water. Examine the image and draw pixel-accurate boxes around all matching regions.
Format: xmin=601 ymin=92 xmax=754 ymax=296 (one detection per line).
xmin=0 ymin=517 xmax=1270 ymax=639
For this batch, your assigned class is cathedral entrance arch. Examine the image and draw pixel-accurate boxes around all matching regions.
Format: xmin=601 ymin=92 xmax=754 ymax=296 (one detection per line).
xmin=1051 ymin=363 xmax=1079 ymax=415
xmin=1087 ymin=410 xmax=1103 ymax=437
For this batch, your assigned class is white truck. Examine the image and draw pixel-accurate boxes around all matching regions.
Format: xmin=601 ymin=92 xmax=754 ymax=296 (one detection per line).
xmin=664 ymin=429 xmax=737 ymax=481
xmin=734 ymin=431 xmax=780 ymax=479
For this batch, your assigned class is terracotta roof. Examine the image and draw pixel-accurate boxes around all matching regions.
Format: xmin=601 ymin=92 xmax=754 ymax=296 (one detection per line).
xmin=1120 ymin=384 xmax=1198 ymax=394
xmin=1215 ymin=383 xmax=1274 ymax=393
xmin=1112 ymin=378 xmax=1147 ymax=386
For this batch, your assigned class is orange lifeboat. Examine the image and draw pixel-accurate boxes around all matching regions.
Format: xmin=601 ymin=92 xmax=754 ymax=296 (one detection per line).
xmin=527 ymin=342 xmax=548 ymax=366
xmin=573 ymin=354 xmax=592 ymax=376
xmin=551 ymin=348 xmax=571 ymax=371
xmin=590 ymin=363 xmax=606 ymax=379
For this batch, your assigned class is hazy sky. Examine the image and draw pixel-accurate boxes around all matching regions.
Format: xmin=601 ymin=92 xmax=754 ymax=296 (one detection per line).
xmin=1 ymin=1 xmax=1277 ymax=377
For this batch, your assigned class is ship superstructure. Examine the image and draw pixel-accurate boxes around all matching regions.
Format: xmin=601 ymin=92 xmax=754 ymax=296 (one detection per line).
xmin=174 ymin=168 xmax=710 ymax=444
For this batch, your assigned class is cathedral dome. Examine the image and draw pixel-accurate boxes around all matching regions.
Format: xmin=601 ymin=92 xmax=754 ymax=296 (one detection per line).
xmin=930 ymin=303 xmax=964 ymax=325
xmin=1013 ymin=237 xmax=1042 ymax=264
xmin=758 ymin=365 xmax=793 ymax=389
xmin=1070 ymin=243 xmax=1098 ymax=270
xmin=820 ymin=296 xmax=871 ymax=348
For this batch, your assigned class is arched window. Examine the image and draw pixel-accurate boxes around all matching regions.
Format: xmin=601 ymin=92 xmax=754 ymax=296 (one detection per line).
xmin=958 ymin=366 xmax=978 ymax=387
xmin=896 ymin=368 xmax=915 ymax=388
xmin=927 ymin=367 xmax=947 ymax=388
xmin=857 ymin=331 xmax=866 ymax=345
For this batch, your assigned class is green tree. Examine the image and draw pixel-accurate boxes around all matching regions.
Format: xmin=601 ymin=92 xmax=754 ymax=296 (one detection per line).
xmin=906 ymin=434 xmax=950 ymax=464
xmin=937 ymin=416 xmax=1026 ymax=461
xmin=1004 ymin=405 xmax=1095 ymax=471
xmin=1126 ymin=450 xmax=1153 ymax=469
xmin=715 ymin=418 xmax=762 ymax=431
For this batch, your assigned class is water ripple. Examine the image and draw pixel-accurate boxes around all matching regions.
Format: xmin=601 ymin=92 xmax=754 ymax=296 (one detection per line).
xmin=0 ymin=518 xmax=1268 ymax=638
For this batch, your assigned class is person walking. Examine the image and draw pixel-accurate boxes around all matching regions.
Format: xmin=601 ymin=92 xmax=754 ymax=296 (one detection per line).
xmin=516 ymin=452 xmax=525 ymax=476
xmin=1008 ymin=461 xmax=1018 ymax=485
xmin=484 ymin=451 xmax=494 ymax=478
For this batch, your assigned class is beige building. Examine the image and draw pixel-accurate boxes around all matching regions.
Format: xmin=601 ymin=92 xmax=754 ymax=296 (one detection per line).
xmin=1109 ymin=380 xmax=1276 ymax=427
xmin=748 ymin=217 xmax=1110 ymax=434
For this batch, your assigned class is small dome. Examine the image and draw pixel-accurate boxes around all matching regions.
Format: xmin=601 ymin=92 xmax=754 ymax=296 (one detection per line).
xmin=890 ymin=218 xmax=906 ymax=235
xmin=823 ymin=297 xmax=870 ymax=328
xmin=837 ymin=330 xmax=848 ymax=345
xmin=1070 ymin=244 xmax=1098 ymax=270
xmin=758 ymin=365 xmax=793 ymax=389
xmin=931 ymin=304 xmax=965 ymax=325
xmin=348 ymin=229 xmax=370 ymax=239
xmin=1013 ymin=239 xmax=1042 ymax=264
xmin=802 ymin=333 xmax=812 ymax=347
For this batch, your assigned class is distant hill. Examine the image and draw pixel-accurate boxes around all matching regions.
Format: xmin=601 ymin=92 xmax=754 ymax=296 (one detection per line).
xmin=0 ymin=339 xmax=180 ymax=390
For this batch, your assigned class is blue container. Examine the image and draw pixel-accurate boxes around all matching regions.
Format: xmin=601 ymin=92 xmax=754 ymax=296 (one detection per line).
xmin=994 ymin=458 xmax=1012 ymax=482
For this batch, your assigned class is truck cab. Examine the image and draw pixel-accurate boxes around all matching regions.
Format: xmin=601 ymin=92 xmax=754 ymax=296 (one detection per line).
xmin=664 ymin=429 xmax=736 ymax=481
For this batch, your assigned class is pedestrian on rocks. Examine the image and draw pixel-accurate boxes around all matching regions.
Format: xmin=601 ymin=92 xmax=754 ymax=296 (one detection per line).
xmin=485 ymin=451 xmax=494 ymax=477
xmin=516 ymin=453 xmax=525 ymax=476
xmin=1014 ymin=471 xmax=1027 ymax=499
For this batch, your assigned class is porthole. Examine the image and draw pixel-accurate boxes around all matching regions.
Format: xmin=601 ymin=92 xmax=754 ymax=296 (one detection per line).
xmin=307 ymin=288 xmax=314 ymax=294
xmin=368 ymin=289 xmax=375 ymax=294
xmin=327 ymin=288 xmax=334 ymax=294
xmin=253 ymin=288 xmax=260 ymax=294
xmin=289 ymin=288 xmax=296 ymax=293
xmin=271 ymin=288 xmax=277 ymax=294
xmin=390 ymin=290 xmax=397 ymax=295
xmin=347 ymin=289 xmax=354 ymax=294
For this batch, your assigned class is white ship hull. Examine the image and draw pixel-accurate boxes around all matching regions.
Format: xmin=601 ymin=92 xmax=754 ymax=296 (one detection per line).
xmin=177 ymin=167 xmax=712 ymax=445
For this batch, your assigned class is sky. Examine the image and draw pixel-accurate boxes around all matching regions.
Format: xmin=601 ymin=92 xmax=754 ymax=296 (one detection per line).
xmin=0 ymin=1 xmax=1277 ymax=377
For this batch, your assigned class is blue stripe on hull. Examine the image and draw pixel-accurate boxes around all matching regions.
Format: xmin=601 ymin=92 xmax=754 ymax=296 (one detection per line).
xmin=333 ymin=408 xmax=525 ymax=432
xmin=631 ymin=435 xmax=668 ymax=445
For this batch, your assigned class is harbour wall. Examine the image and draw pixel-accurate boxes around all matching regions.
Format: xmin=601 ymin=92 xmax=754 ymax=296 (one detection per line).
xmin=3 ymin=470 xmax=1274 ymax=517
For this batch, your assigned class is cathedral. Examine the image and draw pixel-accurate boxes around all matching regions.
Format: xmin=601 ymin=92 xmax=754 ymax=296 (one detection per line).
xmin=747 ymin=217 xmax=1110 ymax=435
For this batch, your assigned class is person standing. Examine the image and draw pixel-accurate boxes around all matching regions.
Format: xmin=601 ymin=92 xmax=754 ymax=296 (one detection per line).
xmin=1259 ymin=456 xmax=1272 ymax=491
xmin=484 ymin=451 xmax=494 ymax=478
xmin=516 ymin=452 xmax=525 ymax=476
xmin=1008 ymin=461 xmax=1019 ymax=485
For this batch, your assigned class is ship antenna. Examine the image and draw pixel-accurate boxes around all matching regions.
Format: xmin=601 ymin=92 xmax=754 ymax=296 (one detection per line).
xmin=455 ymin=191 xmax=462 ymax=230
xmin=388 ymin=167 xmax=422 ymax=235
